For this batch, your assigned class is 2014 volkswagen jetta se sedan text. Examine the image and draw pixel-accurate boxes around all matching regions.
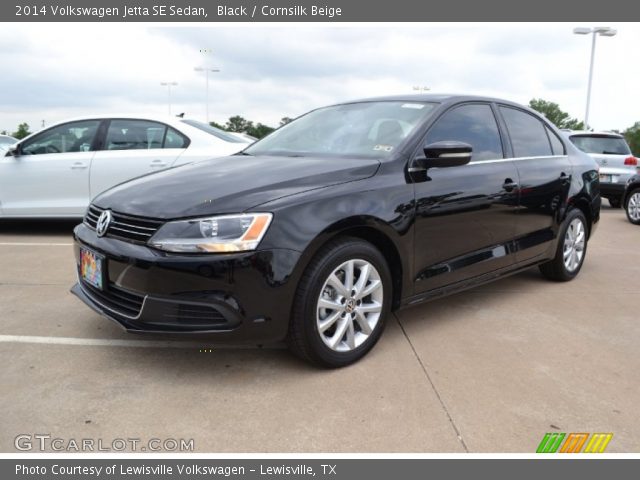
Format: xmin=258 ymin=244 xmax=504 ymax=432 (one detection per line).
xmin=71 ymin=95 xmax=600 ymax=367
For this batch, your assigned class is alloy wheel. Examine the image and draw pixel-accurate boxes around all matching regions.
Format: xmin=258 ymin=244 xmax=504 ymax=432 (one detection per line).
xmin=316 ymin=259 xmax=384 ymax=352
xmin=563 ymin=217 xmax=586 ymax=272
xmin=628 ymin=192 xmax=640 ymax=222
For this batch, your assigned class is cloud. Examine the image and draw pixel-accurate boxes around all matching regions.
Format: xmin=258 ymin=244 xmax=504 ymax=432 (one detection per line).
xmin=0 ymin=23 xmax=637 ymax=134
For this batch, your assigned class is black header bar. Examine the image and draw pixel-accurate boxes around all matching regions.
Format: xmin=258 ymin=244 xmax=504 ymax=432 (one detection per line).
xmin=3 ymin=0 xmax=640 ymax=22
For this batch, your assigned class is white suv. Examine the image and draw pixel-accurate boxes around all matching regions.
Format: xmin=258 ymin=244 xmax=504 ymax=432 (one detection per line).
xmin=564 ymin=131 xmax=638 ymax=208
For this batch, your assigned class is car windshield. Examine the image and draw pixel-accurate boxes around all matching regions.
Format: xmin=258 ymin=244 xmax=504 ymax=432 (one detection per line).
xmin=570 ymin=135 xmax=631 ymax=155
xmin=181 ymin=119 xmax=246 ymax=144
xmin=244 ymin=101 xmax=437 ymax=158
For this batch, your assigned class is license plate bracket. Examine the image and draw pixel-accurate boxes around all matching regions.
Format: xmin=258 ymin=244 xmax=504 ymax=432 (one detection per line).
xmin=599 ymin=174 xmax=612 ymax=183
xmin=80 ymin=247 xmax=105 ymax=290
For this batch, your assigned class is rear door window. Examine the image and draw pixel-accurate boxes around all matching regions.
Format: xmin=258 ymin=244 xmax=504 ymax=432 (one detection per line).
xmin=546 ymin=126 xmax=565 ymax=155
xmin=164 ymin=127 xmax=189 ymax=148
xmin=499 ymin=107 xmax=552 ymax=157
xmin=105 ymin=120 xmax=168 ymax=150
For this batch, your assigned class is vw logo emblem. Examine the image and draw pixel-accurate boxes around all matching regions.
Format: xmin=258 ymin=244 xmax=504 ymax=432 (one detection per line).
xmin=96 ymin=210 xmax=112 ymax=237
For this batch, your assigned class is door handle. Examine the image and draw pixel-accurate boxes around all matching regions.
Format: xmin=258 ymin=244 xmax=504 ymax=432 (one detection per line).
xmin=502 ymin=178 xmax=519 ymax=192
xmin=150 ymin=160 xmax=168 ymax=168
xmin=70 ymin=162 xmax=87 ymax=170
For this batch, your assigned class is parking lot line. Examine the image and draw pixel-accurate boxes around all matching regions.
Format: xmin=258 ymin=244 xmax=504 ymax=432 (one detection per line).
xmin=0 ymin=242 xmax=73 ymax=246
xmin=0 ymin=334 xmax=285 ymax=350
xmin=0 ymin=334 xmax=211 ymax=349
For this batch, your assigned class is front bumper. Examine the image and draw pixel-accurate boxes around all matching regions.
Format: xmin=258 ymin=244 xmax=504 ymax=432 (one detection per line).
xmin=71 ymin=223 xmax=302 ymax=344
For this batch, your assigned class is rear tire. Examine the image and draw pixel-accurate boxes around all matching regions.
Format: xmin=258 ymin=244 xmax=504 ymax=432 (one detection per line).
xmin=625 ymin=188 xmax=640 ymax=225
xmin=539 ymin=209 xmax=588 ymax=282
xmin=608 ymin=197 xmax=622 ymax=208
xmin=287 ymin=237 xmax=392 ymax=368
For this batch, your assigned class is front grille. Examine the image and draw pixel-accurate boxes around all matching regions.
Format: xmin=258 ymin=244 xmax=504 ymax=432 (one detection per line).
xmin=84 ymin=205 xmax=164 ymax=243
xmin=80 ymin=280 xmax=145 ymax=319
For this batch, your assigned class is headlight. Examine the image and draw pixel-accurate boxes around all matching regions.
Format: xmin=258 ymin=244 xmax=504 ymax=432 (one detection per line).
xmin=149 ymin=213 xmax=273 ymax=253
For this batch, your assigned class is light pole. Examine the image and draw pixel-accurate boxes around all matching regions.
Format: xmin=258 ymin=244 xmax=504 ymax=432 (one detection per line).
xmin=194 ymin=67 xmax=220 ymax=124
xmin=573 ymin=26 xmax=617 ymax=129
xmin=160 ymin=81 xmax=178 ymax=115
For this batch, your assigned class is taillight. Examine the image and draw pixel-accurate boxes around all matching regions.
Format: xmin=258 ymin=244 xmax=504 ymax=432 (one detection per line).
xmin=624 ymin=156 xmax=638 ymax=166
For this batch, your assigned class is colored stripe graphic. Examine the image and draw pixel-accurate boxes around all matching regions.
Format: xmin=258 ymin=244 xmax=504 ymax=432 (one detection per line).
xmin=536 ymin=433 xmax=566 ymax=453
xmin=560 ymin=433 xmax=589 ymax=453
xmin=584 ymin=433 xmax=613 ymax=453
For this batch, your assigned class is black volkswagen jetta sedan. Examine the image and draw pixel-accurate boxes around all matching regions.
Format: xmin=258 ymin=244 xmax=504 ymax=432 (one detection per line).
xmin=72 ymin=95 xmax=600 ymax=367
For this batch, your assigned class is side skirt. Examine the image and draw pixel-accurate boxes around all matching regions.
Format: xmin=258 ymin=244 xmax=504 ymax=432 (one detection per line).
xmin=398 ymin=257 xmax=549 ymax=310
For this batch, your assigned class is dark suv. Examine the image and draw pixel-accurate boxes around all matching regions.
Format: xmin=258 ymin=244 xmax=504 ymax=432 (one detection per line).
xmin=71 ymin=95 xmax=600 ymax=367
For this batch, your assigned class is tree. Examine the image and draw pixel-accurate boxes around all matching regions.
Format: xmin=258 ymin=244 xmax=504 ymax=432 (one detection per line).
xmin=247 ymin=123 xmax=274 ymax=139
xmin=13 ymin=123 xmax=31 ymax=140
xmin=624 ymin=122 xmax=640 ymax=156
xmin=213 ymin=115 xmax=276 ymax=139
xmin=528 ymin=99 xmax=584 ymax=130
xmin=225 ymin=115 xmax=254 ymax=133
xmin=279 ymin=117 xmax=293 ymax=126
xmin=0 ymin=130 xmax=7 ymax=135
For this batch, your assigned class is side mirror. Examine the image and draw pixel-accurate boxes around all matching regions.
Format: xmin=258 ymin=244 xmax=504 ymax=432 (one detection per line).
xmin=7 ymin=144 xmax=20 ymax=157
xmin=415 ymin=141 xmax=472 ymax=169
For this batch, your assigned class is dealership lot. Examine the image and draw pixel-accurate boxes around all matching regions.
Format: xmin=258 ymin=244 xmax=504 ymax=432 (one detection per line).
xmin=0 ymin=207 xmax=638 ymax=453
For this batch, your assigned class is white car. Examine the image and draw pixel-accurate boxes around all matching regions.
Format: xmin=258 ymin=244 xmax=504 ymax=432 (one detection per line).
xmin=0 ymin=115 xmax=248 ymax=218
xmin=0 ymin=134 xmax=17 ymax=153
xmin=564 ymin=130 xmax=638 ymax=208
xmin=229 ymin=131 xmax=258 ymax=143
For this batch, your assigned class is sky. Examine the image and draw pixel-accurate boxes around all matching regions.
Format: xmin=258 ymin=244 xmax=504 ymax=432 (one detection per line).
xmin=0 ymin=23 xmax=638 ymax=135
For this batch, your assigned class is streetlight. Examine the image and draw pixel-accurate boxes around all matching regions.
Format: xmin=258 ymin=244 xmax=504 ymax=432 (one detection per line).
xmin=573 ymin=26 xmax=617 ymax=129
xmin=194 ymin=67 xmax=220 ymax=124
xmin=160 ymin=81 xmax=178 ymax=115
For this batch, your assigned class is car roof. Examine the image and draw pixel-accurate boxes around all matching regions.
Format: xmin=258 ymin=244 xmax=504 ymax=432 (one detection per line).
xmin=14 ymin=115 xmax=240 ymax=146
xmin=24 ymin=115 xmax=217 ymax=139
xmin=49 ymin=114 xmax=191 ymax=126
xmin=336 ymin=93 xmax=528 ymax=108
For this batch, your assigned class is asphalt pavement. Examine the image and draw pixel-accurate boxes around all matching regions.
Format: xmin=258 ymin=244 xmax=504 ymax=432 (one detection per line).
xmin=0 ymin=207 xmax=637 ymax=453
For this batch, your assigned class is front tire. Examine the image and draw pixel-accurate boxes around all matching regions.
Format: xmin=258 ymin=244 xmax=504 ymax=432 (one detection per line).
xmin=287 ymin=237 xmax=392 ymax=368
xmin=625 ymin=188 xmax=640 ymax=225
xmin=539 ymin=209 xmax=588 ymax=282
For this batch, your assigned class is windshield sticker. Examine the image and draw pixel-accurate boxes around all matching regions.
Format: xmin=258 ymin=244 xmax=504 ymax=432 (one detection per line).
xmin=373 ymin=144 xmax=394 ymax=152
xmin=401 ymin=103 xmax=425 ymax=109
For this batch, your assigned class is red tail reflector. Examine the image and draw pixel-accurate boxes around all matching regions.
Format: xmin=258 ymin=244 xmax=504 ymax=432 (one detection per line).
xmin=624 ymin=156 xmax=638 ymax=166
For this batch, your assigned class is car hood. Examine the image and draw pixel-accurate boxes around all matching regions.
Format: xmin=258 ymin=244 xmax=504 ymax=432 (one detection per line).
xmin=93 ymin=155 xmax=380 ymax=219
